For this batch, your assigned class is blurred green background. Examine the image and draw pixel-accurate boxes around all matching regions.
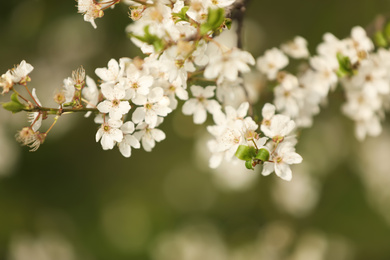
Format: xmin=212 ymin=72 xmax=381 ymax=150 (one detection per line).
xmin=1 ymin=0 xmax=390 ymax=259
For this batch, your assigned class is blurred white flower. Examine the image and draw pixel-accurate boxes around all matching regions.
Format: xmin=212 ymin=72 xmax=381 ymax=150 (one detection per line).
xmin=257 ymin=48 xmax=288 ymax=80
xmin=281 ymin=36 xmax=310 ymax=59
xmin=7 ymin=232 xmax=76 ymax=260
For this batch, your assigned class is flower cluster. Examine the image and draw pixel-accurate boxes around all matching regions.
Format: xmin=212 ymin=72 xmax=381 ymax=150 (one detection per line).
xmin=1 ymin=0 xmax=303 ymax=181
xmin=207 ymin=102 xmax=302 ymax=181
xmin=256 ymin=25 xmax=390 ymax=141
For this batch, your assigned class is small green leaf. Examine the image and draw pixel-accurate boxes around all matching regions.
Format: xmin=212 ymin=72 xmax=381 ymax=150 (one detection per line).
xmin=172 ymin=6 xmax=189 ymax=23
xmin=2 ymin=93 xmax=26 ymax=113
xmin=255 ymin=148 xmax=270 ymax=162
xmin=200 ymin=24 xmax=212 ymax=36
xmin=384 ymin=22 xmax=390 ymax=42
xmin=200 ymin=8 xmax=225 ymax=35
xmin=207 ymin=8 xmax=225 ymax=28
xmin=152 ymin=39 xmax=164 ymax=52
xmin=235 ymin=145 xmax=256 ymax=161
xmin=10 ymin=93 xmax=23 ymax=105
xmin=2 ymin=101 xmax=25 ymax=113
xmin=245 ymin=160 xmax=254 ymax=170
xmin=336 ymin=53 xmax=353 ymax=77
xmin=130 ymin=26 xmax=165 ymax=52
xmin=374 ymin=31 xmax=388 ymax=48
xmin=224 ymin=18 xmax=232 ymax=30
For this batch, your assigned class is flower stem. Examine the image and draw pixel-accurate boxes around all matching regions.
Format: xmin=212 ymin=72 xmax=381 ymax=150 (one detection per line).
xmin=45 ymin=115 xmax=59 ymax=134
xmin=23 ymin=106 xmax=98 ymax=115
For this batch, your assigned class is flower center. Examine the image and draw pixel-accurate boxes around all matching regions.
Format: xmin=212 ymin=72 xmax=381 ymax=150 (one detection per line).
xmin=112 ymin=99 xmax=120 ymax=107
xmin=275 ymin=156 xmax=283 ymax=164
xmin=145 ymin=103 xmax=153 ymax=110
xmin=175 ymin=59 xmax=184 ymax=68
xmin=197 ymin=96 xmax=205 ymax=103
xmin=103 ymin=124 xmax=111 ymax=133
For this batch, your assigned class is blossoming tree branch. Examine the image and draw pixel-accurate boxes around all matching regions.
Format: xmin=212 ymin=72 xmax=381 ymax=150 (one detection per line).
xmin=2 ymin=0 xmax=388 ymax=181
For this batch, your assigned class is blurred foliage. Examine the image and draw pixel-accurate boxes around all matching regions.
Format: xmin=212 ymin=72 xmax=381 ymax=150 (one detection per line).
xmin=1 ymin=0 xmax=390 ymax=260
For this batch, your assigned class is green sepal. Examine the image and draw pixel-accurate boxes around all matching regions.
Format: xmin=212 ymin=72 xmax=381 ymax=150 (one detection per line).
xmin=255 ymin=148 xmax=270 ymax=162
xmin=2 ymin=93 xmax=26 ymax=113
xmin=200 ymin=8 xmax=225 ymax=35
xmin=172 ymin=6 xmax=189 ymax=23
xmin=374 ymin=31 xmax=388 ymax=48
xmin=336 ymin=53 xmax=353 ymax=77
xmin=235 ymin=145 xmax=256 ymax=161
xmin=245 ymin=160 xmax=254 ymax=170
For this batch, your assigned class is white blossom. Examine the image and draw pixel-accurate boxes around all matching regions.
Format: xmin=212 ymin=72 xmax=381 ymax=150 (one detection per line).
xmin=0 ymin=71 xmax=13 ymax=94
xmin=133 ymin=118 xmax=166 ymax=152
xmin=262 ymin=142 xmax=303 ymax=181
xmin=281 ymin=36 xmax=310 ymax=59
xmin=95 ymin=59 xmax=123 ymax=84
xmin=132 ymin=87 xmax=172 ymax=128
xmin=96 ymin=119 xmax=123 ymax=150
xmin=182 ymin=85 xmax=221 ymax=124
xmin=62 ymin=77 xmax=75 ymax=103
xmin=82 ymin=76 xmax=99 ymax=117
xmin=261 ymin=114 xmax=296 ymax=140
xmin=121 ymin=70 xmax=153 ymax=100
xmin=118 ymin=121 xmax=140 ymax=157
xmin=97 ymin=84 xmax=131 ymax=120
xmin=77 ymin=0 xmax=104 ymax=29
xmin=161 ymin=78 xmax=189 ymax=110
xmin=9 ymin=60 xmax=34 ymax=84
xmin=204 ymin=45 xmax=255 ymax=83
xmin=257 ymin=48 xmax=288 ymax=80
xmin=274 ymin=74 xmax=304 ymax=118
xmin=29 ymin=88 xmax=42 ymax=132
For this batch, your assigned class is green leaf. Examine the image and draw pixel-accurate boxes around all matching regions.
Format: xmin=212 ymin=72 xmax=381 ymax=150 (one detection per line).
xmin=384 ymin=22 xmax=390 ymax=42
xmin=10 ymin=93 xmax=23 ymax=105
xmin=200 ymin=8 xmax=225 ymax=35
xmin=245 ymin=160 xmax=254 ymax=170
xmin=235 ymin=145 xmax=256 ymax=161
xmin=224 ymin=18 xmax=232 ymax=30
xmin=130 ymin=26 xmax=165 ymax=52
xmin=172 ymin=6 xmax=189 ymax=23
xmin=336 ymin=53 xmax=353 ymax=77
xmin=255 ymin=148 xmax=270 ymax=162
xmin=374 ymin=31 xmax=388 ymax=48
xmin=207 ymin=8 xmax=225 ymax=28
xmin=2 ymin=101 xmax=25 ymax=113
xmin=2 ymin=93 xmax=26 ymax=113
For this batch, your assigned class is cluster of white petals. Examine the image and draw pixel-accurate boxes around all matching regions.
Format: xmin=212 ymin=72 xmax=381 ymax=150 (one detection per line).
xmin=5 ymin=0 xmax=390 ymax=187
xmin=256 ymin=25 xmax=390 ymax=141
xmin=206 ymin=101 xmax=302 ymax=181
xmin=77 ymin=0 xmax=105 ymax=29
xmin=3 ymin=0 xmax=309 ymax=180
xmin=260 ymin=104 xmax=302 ymax=181
xmin=0 ymin=60 xmax=33 ymax=94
